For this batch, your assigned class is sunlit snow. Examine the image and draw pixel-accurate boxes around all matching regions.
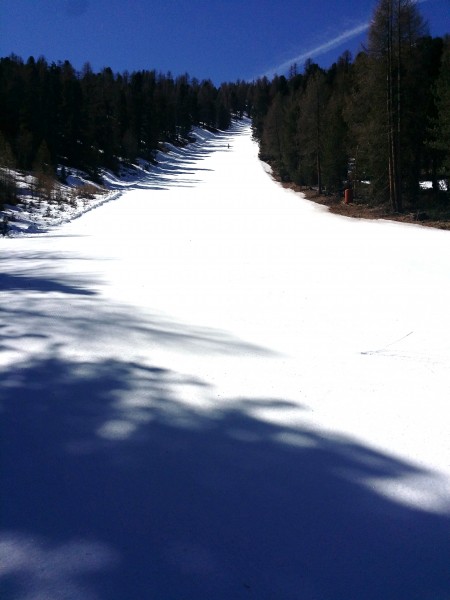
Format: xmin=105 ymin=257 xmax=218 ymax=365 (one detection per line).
xmin=1 ymin=120 xmax=450 ymax=599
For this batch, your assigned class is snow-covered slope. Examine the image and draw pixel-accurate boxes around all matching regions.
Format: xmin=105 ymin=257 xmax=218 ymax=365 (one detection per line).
xmin=1 ymin=120 xmax=449 ymax=600
xmin=1 ymin=126 xmax=224 ymax=235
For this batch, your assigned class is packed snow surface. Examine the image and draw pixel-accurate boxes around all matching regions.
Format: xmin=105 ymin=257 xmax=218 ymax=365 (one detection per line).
xmin=1 ymin=120 xmax=449 ymax=599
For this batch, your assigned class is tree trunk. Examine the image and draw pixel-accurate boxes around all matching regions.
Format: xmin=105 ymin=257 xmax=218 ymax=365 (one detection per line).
xmin=395 ymin=0 xmax=403 ymax=212
xmin=387 ymin=0 xmax=397 ymax=210
xmin=316 ymin=80 xmax=323 ymax=194
xmin=386 ymin=0 xmax=402 ymax=212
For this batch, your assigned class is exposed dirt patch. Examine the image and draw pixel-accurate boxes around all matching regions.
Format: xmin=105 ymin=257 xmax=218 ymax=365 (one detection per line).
xmin=282 ymin=182 xmax=450 ymax=231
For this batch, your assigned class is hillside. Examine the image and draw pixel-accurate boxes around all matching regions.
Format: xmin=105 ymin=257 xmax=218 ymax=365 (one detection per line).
xmin=1 ymin=121 xmax=450 ymax=600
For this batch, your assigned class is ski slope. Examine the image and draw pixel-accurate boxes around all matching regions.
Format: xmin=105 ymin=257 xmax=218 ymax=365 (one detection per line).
xmin=1 ymin=120 xmax=450 ymax=599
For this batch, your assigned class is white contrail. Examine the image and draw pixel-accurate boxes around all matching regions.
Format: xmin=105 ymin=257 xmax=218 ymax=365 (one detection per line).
xmin=261 ymin=0 xmax=432 ymax=79
xmin=264 ymin=21 xmax=369 ymax=78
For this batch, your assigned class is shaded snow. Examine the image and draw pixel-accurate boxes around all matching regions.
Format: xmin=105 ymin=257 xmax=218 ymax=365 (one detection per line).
xmin=1 ymin=126 xmax=222 ymax=235
xmin=1 ymin=120 xmax=450 ymax=600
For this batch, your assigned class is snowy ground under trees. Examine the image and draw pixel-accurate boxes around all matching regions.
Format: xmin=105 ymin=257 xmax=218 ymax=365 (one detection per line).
xmin=1 ymin=120 xmax=450 ymax=599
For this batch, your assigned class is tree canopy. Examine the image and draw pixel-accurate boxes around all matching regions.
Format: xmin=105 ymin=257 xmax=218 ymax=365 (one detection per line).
xmin=250 ymin=0 xmax=449 ymax=212
xmin=0 ymin=55 xmax=250 ymax=178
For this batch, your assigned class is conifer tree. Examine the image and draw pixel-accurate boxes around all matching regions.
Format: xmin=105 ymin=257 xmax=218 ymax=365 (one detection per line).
xmin=297 ymin=69 xmax=328 ymax=193
xmin=33 ymin=139 xmax=54 ymax=201
xmin=432 ymin=36 xmax=450 ymax=196
xmin=367 ymin=0 xmax=428 ymax=211
xmin=0 ymin=130 xmax=17 ymax=208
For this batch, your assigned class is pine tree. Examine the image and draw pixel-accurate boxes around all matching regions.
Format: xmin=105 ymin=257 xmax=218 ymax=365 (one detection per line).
xmin=432 ymin=36 xmax=450 ymax=197
xmin=33 ymin=139 xmax=55 ymax=201
xmin=367 ymin=0 xmax=428 ymax=211
xmin=0 ymin=130 xmax=17 ymax=208
xmin=321 ymin=53 xmax=352 ymax=194
xmin=261 ymin=93 xmax=286 ymax=173
xmin=297 ymin=69 xmax=328 ymax=193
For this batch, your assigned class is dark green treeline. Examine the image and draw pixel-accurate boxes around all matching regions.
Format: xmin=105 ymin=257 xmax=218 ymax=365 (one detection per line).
xmin=0 ymin=55 xmax=250 ymax=179
xmin=250 ymin=0 xmax=449 ymax=212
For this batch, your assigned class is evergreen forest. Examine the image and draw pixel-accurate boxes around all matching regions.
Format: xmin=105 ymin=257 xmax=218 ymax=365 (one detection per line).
xmin=251 ymin=0 xmax=450 ymax=216
xmin=0 ymin=57 xmax=249 ymax=178
xmin=1 ymin=0 xmax=449 ymax=219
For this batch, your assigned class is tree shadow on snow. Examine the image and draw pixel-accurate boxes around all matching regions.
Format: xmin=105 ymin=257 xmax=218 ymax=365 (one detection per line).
xmin=0 ymin=272 xmax=97 ymax=296
xmin=1 ymin=354 xmax=449 ymax=600
xmin=104 ymin=122 xmax=247 ymax=193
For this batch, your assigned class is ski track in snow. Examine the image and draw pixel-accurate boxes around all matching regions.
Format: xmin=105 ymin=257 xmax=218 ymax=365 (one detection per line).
xmin=1 ymin=120 xmax=450 ymax=600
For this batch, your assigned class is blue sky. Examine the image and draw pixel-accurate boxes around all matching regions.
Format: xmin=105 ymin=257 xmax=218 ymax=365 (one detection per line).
xmin=1 ymin=0 xmax=449 ymax=82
